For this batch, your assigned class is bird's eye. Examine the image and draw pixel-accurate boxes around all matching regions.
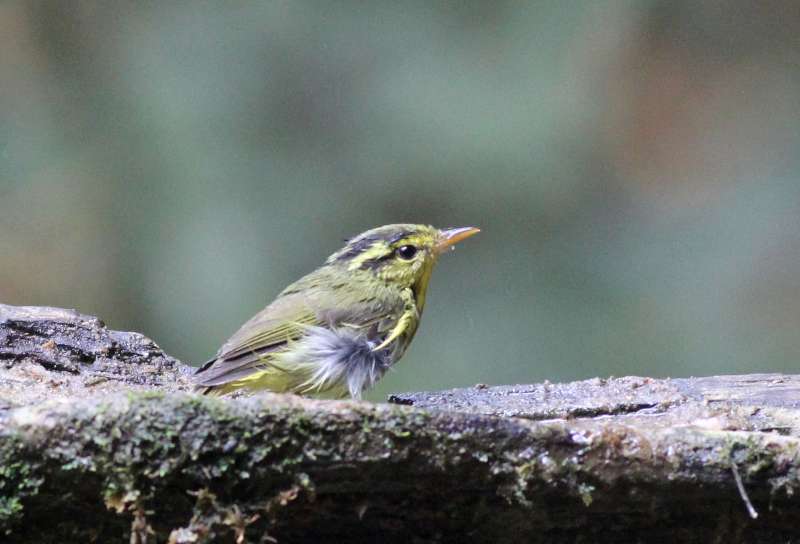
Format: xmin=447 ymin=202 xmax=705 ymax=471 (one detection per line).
xmin=395 ymin=245 xmax=418 ymax=260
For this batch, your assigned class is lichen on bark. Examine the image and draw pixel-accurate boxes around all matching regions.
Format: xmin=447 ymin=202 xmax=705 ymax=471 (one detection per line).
xmin=3 ymin=304 xmax=800 ymax=543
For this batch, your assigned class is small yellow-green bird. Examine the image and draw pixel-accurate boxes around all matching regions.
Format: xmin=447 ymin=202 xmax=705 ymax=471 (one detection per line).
xmin=194 ymin=224 xmax=479 ymax=399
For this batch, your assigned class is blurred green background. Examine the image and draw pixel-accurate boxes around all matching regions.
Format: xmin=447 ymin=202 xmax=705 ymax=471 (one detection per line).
xmin=2 ymin=2 xmax=800 ymax=400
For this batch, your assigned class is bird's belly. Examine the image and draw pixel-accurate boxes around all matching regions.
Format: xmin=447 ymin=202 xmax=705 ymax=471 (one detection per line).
xmin=272 ymin=324 xmax=394 ymax=399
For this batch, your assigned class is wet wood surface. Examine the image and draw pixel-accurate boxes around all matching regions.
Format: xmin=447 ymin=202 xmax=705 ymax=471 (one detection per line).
xmin=2 ymin=304 xmax=800 ymax=543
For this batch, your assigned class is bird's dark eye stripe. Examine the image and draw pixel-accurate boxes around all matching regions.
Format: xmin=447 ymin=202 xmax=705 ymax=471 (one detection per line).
xmin=395 ymin=245 xmax=418 ymax=260
xmin=356 ymin=244 xmax=417 ymax=270
xmin=334 ymin=230 xmax=415 ymax=264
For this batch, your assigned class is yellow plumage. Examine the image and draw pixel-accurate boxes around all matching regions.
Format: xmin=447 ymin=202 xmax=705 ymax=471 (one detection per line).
xmin=194 ymin=224 xmax=479 ymax=398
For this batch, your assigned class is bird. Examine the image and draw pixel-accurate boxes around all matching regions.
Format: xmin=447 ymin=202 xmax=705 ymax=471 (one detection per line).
xmin=194 ymin=223 xmax=480 ymax=399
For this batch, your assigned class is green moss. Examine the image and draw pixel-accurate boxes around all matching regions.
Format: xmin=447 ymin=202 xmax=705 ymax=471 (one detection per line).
xmin=0 ymin=436 xmax=44 ymax=533
xmin=6 ymin=390 xmax=800 ymax=541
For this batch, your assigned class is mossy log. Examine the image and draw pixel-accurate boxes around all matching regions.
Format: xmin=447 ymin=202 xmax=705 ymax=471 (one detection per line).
xmin=2 ymin=304 xmax=800 ymax=543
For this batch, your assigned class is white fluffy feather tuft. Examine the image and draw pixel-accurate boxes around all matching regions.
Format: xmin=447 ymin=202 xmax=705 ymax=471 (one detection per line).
xmin=278 ymin=325 xmax=393 ymax=398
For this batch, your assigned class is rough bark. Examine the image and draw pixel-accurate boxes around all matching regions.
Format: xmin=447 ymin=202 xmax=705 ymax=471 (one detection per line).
xmin=1 ymin=304 xmax=800 ymax=543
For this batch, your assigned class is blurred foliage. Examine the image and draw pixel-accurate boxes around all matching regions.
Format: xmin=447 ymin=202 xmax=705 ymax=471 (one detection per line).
xmin=2 ymin=1 xmax=800 ymax=400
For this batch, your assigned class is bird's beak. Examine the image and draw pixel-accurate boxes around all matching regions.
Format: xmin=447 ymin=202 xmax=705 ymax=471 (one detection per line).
xmin=436 ymin=227 xmax=480 ymax=254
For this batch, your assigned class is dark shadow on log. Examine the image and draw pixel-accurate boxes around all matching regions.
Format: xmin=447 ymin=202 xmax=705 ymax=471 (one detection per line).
xmin=2 ymin=304 xmax=800 ymax=543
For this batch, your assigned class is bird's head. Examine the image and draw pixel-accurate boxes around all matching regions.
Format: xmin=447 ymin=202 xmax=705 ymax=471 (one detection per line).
xmin=327 ymin=223 xmax=480 ymax=293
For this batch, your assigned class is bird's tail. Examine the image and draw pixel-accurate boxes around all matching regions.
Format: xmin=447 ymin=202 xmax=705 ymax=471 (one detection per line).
xmin=194 ymin=358 xmax=220 ymax=395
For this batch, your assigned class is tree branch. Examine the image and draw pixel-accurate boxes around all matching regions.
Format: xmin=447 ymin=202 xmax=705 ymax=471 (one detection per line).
xmin=2 ymin=304 xmax=799 ymax=543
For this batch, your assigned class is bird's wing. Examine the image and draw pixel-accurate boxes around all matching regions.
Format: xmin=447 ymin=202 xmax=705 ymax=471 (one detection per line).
xmin=194 ymin=285 xmax=397 ymax=387
xmin=193 ymin=293 xmax=320 ymax=386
